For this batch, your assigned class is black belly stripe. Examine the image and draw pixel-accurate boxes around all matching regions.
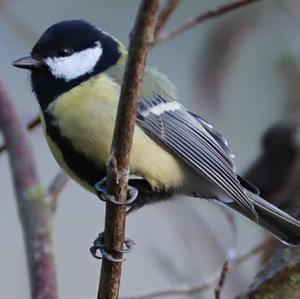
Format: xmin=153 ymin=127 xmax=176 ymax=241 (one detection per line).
xmin=43 ymin=111 xmax=106 ymax=188
xmin=43 ymin=111 xmax=174 ymax=209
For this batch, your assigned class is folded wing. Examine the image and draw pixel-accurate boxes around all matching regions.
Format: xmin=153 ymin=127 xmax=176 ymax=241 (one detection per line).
xmin=136 ymin=95 xmax=257 ymax=218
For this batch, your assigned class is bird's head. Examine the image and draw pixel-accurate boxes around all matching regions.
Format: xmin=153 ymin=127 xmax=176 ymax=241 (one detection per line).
xmin=13 ymin=20 xmax=125 ymax=109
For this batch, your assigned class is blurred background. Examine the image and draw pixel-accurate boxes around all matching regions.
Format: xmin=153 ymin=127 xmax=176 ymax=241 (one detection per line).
xmin=1 ymin=0 xmax=300 ymax=298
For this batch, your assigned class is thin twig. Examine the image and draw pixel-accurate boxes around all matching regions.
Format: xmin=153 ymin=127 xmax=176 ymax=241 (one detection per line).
xmin=97 ymin=1 xmax=162 ymax=299
xmin=122 ymin=273 xmax=220 ymax=299
xmin=154 ymin=0 xmax=182 ymax=37
xmin=27 ymin=115 xmax=41 ymax=130
xmin=0 ymin=79 xmax=57 ymax=299
xmin=121 ymin=242 xmax=265 ymax=299
xmin=155 ymin=0 xmax=262 ymax=45
xmin=223 ymin=209 xmax=238 ymax=261
xmin=215 ymin=261 xmax=229 ymax=299
xmin=234 ymin=242 xmax=266 ymax=265
xmin=0 ymin=114 xmax=41 ymax=154
xmin=48 ymin=171 xmax=69 ymax=213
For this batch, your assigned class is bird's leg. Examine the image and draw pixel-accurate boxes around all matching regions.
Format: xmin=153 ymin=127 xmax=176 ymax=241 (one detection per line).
xmin=94 ymin=176 xmax=138 ymax=205
xmin=91 ymin=177 xmax=138 ymax=261
xmin=90 ymin=232 xmax=136 ymax=262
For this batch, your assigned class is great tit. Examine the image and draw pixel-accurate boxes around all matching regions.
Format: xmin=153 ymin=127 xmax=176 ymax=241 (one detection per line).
xmin=13 ymin=20 xmax=300 ymax=245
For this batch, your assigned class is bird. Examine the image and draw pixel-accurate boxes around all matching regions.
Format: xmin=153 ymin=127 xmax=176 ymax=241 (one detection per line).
xmin=12 ymin=19 xmax=300 ymax=246
xmin=245 ymin=121 xmax=298 ymax=210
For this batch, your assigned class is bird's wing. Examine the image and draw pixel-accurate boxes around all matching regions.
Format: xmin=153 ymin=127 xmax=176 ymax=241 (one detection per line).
xmin=136 ymin=95 xmax=256 ymax=217
xmin=188 ymin=111 xmax=236 ymax=161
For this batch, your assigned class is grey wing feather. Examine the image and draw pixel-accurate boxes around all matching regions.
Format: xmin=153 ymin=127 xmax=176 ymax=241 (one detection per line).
xmin=188 ymin=112 xmax=236 ymax=161
xmin=137 ymin=95 xmax=257 ymax=218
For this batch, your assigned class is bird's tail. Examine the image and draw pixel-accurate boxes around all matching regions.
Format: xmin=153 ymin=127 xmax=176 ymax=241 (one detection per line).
xmin=224 ymin=191 xmax=300 ymax=246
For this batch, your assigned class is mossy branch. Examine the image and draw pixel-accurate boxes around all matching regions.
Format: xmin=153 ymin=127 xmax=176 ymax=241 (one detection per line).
xmin=0 ymin=79 xmax=58 ymax=299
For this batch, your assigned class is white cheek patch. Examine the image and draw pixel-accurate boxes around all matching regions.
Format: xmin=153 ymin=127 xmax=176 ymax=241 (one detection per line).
xmin=44 ymin=42 xmax=103 ymax=81
xmin=150 ymin=101 xmax=182 ymax=116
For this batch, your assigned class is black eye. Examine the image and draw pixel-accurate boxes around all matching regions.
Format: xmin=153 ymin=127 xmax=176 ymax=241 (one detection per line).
xmin=57 ymin=47 xmax=73 ymax=57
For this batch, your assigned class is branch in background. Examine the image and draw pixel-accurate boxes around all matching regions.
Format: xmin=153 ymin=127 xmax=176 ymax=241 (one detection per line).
xmin=123 ymin=272 xmax=220 ymax=299
xmin=121 ymin=242 xmax=265 ymax=299
xmin=27 ymin=115 xmax=41 ymax=130
xmin=215 ymin=261 xmax=229 ymax=299
xmin=154 ymin=0 xmax=181 ymax=37
xmin=223 ymin=209 xmax=238 ymax=260
xmin=195 ymin=11 xmax=258 ymax=114
xmin=234 ymin=243 xmax=266 ymax=265
xmin=0 ymin=79 xmax=58 ymax=299
xmin=155 ymin=0 xmax=262 ymax=45
xmin=0 ymin=114 xmax=41 ymax=154
xmin=97 ymin=1 xmax=162 ymax=298
xmin=48 ymin=171 xmax=69 ymax=213
xmin=235 ymin=245 xmax=300 ymax=299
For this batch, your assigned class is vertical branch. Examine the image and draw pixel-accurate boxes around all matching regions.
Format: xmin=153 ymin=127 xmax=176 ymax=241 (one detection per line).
xmin=97 ymin=0 xmax=161 ymax=298
xmin=0 ymin=80 xmax=57 ymax=299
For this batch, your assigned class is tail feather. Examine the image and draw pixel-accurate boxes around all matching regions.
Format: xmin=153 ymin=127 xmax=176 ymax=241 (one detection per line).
xmin=223 ymin=191 xmax=300 ymax=246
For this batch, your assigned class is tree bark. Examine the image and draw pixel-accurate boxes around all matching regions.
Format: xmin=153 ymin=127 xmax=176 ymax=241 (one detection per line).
xmin=0 ymin=80 xmax=57 ymax=299
xmin=97 ymin=1 xmax=162 ymax=298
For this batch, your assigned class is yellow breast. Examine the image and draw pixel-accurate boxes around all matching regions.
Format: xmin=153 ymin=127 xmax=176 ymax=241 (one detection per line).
xmin=42 ymin=73 xmax=186 ymax=192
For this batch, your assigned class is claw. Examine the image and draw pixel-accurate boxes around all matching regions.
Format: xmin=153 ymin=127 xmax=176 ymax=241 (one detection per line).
xmin=94 ymin=177 xmax=138 ymax=206
xmin=90 ymin=232 xmax=136 ymax=262
xmin=90 ymin=232 xmax=107 ymax=259
xmin=114 ymin=237 xmax=136 ymax=254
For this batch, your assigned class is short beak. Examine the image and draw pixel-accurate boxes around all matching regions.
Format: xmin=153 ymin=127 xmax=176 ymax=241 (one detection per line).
xmin=12 ymin=55 xmax=44 ymax=70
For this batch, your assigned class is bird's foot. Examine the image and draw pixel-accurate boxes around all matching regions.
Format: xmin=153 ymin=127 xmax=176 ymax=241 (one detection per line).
xmin=92 ymin=177 xmax=138 ymax=261
xmin=94 ymin=177 xmax=138 ymax=206
xmin=90 ymin=232 xmax=136 ymax=262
